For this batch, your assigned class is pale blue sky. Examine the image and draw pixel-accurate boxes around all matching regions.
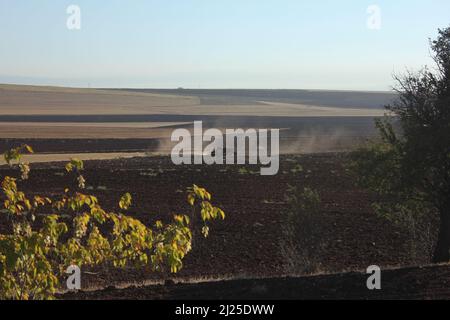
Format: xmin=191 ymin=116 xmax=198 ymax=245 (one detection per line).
xmin=1 ymin=0 xmax=449 ymax=90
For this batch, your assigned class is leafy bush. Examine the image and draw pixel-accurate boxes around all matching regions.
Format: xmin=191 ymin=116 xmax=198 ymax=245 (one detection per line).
xmin=350 ymin=27 xmax=450 ymax=263
xmin=281 ymin=184 xmax=322 ymax=275
xmin=350 ymin=124 xmax=439 ymax=263
xmin=0 ymin=145 xmax=225 ymax=300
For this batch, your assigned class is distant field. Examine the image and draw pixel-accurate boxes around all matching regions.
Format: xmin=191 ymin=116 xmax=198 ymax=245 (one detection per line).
xmin=0 ymin=84 xmax=390 ymax=117
xmin=0 ymin=84 xmax=199 ymax=115
xmin=0 ymin=115 xmax=379 ymax=155
xmin=0 ymin=84 xmax=391 ymax=154
xmin=0 ymin=152 xmax=147 ymax=165
xmin=0 ymin=122 xmax=187 ymax=139
xmin=113 ymin=88 xmax=397 ymax=109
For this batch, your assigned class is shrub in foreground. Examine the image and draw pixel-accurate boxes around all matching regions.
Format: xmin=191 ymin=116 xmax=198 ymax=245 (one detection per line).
xmin=351 ymin=27 xmax=450 ymax=263
xmin=0 ymin=145 xmax=225 ymax=299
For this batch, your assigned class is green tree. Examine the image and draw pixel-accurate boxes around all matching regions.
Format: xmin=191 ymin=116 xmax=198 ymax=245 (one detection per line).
xmin=351 ymin=27 xmax=450 ymax=263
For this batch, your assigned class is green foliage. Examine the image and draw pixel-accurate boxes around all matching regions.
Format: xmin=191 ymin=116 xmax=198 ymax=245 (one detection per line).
xmin=290 ymin=164 xmax=304 ymax=174
xmin=187 ymin=185 xmax=225 ymax=239
xmin=285 ymin=185 xmax=321 ymax=215
xmin=65 ymin=158 xmax=84 ymax=173
xmin=282 ymin=184 xmax=322 ymax=274
xmin=350 ymin=27 xmax=450 ymax=262
xmin=237 ymin=167 xmax=258 ymax=175
xmin=65 ymin=158 xmax=86 ymax=189
xmin=3 ymin=144 xmax=33 ymax=180
xmin=0 ymin=146 xmax=225 ymax=299
xmin=119 ymin=193 xmax=132 ymax=210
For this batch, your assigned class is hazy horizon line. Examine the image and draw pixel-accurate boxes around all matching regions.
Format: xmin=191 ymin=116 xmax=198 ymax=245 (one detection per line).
xmin=0 ymin=82 xmax=395 ymax=94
